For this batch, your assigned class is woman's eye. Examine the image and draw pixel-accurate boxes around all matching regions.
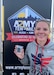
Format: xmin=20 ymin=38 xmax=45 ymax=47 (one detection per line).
xmin=36 ymin=28 xmax=48 ymax=31
xmin=36 ymin=28 xmax=40 ymax=30
xmin=43 ymin=28 xmax=48 ymax=31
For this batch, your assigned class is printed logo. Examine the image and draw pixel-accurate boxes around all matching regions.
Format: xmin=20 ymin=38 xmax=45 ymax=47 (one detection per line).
xmin=8 ymin=5 xmax=44 ymax=35
xmin=7 ymin=5 xmax=44 ymax=42
xmin=31 ymin=53 xmax=52 ymax=75
xmin=31 ymin=53 xmax=52 ymax=66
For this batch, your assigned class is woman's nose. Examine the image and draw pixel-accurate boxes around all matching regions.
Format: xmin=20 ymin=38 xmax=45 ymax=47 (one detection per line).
xmin=39 ymin=29 xmax=44 ymax=33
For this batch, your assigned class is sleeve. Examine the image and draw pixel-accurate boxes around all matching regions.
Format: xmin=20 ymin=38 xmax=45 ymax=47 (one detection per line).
xmin=19 ymin=43 xmax=30 ymax=65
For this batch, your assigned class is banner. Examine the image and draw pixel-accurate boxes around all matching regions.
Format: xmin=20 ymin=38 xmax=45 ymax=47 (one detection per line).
xmin=3 ymin=0 xmax=51 ymax=75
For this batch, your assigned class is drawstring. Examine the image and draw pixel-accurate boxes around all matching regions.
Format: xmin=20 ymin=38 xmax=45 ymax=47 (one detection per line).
xmin=34 ymin=45 xmax=44 ymax=74
xmin=34 ymin=45 xmax=38 ymax=74
xmin=34 ymin=45 xmax=38 ymax=71
xmin=40 ymin=47 xmax=44 ymax=72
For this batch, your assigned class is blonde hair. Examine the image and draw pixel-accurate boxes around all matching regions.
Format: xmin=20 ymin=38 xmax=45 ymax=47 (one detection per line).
xmin=35 ymin=19 xmax=50 ymax=30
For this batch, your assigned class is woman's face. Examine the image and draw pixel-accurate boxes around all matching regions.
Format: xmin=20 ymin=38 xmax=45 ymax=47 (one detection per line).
xmin=34 ymin=21 xmax=50 ymax=41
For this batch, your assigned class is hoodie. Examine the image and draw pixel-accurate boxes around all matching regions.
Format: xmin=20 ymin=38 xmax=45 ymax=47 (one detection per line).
xmin=20 ymin=39 xmax=54 ymax=75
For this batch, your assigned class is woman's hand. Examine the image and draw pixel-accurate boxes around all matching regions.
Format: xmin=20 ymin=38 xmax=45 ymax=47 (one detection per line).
xmin=14 ymin=45 xmax=24 ymax=59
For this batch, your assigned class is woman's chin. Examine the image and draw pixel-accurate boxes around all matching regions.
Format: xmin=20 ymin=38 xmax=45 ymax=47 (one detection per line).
xmin=37 ymin=38 xmax=46 ymax=41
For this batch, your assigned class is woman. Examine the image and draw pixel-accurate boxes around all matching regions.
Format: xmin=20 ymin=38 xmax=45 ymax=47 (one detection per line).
xmin=14 ymin=19 xmax=54 ymax=75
